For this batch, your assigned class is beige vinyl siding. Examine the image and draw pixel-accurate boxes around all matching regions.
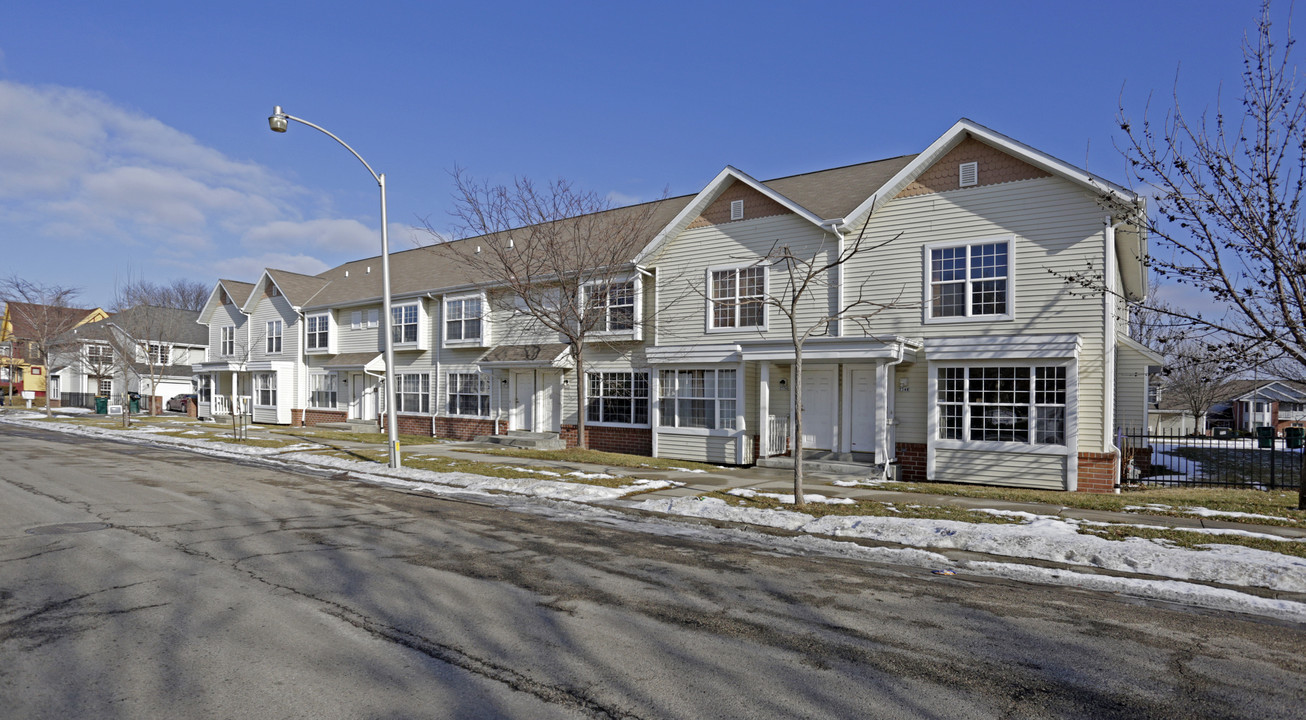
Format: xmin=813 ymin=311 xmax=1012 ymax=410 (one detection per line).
xmin=486 ymin=290 xmax=563 ymax=346
xmin=934 ymin=448 xmax=1066 ymax=490
xmin=657 ymin=432 xmax=739 ymax=465
xmin=1115 ymin=343 xmax=1152 ymax=433
xmin=338 ymin=305 xmax=383 ymax=354
xmin=892 ymin=361 xmax=929 ymax=444
xmin=652 ymin=214 xmax=836 ymax=345
xmin=841 ymin=177 xmax=1110 ymax=452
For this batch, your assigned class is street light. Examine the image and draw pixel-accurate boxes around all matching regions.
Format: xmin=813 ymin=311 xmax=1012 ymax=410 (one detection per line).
xmin=268 ymin=106 xmax=401 ymax=469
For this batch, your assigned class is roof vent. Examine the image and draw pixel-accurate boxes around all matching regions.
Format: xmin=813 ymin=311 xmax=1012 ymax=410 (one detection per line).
xmin=730 ymin=199 xmax=744 ymax=221
xmin=344 ymin=270 xmax=349 ymax=277
xmin=366 ymin=266 xmax=371 ymax=274
xmin=959 ymin=161 xmax=978 ymax=187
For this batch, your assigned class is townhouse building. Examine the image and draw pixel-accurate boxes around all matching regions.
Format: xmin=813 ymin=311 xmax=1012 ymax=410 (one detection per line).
xmin=194 ymin=119 xmax=1157 ymax=492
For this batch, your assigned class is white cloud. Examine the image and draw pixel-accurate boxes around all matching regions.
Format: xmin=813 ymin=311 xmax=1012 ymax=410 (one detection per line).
xmin=213 ymin=253 xmax=331 ymax=280
xmin=242 ymin=218 xmax=378 ymax=255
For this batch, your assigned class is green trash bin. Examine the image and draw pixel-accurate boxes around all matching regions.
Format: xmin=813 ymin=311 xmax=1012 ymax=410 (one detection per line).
xmin=1256 ymin=426 xmax=1276 ymax=449
xmin=94 ymin=396 xmax=107 ymax=414
xmin=128 ymin=394 xmax=140 ymax=414
xmin=1285 ymin=426 xmax=1305 ymax=449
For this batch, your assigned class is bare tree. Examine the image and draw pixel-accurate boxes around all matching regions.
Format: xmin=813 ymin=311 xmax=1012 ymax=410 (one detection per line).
xmin=1071 ymin=3 xmax=1306 ymax=506
xmin=750 ymin=223 xmax=911 ymax=506
xmin=114 ymin=277 xmax=210 ymax=312
xmin=1159 ymin=340 xmax=1245 ymax=434
xmin=434 ymin=170 xmax=666 ymax=449
xmin=0 ymin=276 xmax=91 ymax=416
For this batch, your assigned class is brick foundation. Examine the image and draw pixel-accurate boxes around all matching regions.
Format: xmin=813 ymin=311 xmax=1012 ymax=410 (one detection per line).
xmin=1077 ymin=452 xmax=1117 ymax=493
xmin=304 ymin=409 xmax=347 ymax=426
xmin=894 ymin=442 xmax=927 ymax=482
xmin=385 ymin=414 xmax=433 ymax=437
xmin=561 ymin=425 xmax=653 ymax=456
xmin=290 ymin=408 xmax=304 ymax=426
xmin=433 ymin=416 xmax=496 ymax=441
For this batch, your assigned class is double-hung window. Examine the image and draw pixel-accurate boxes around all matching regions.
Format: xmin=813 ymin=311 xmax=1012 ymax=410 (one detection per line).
xmin=927 ymin=238 xmax=1011 ymax=320
xmin=584 ymin=280 xmax=635 ymax=332
xmin=309 ymin=374 xmax=337 ymax=409
xmin=447 ymin=372 xmax=490 ymax=417
xmin=266 ymin=320 xmax=282 ymax=353
xmin=148 ymin=343 xmax=170 ymax=365
xmin=197 ymin=376 xmax=212 ymax=403
xmin=709 ymin=266 xmax=765 ymax=330
xmin=87 ymin=344 xmax=112 ymax=365
xmin=221 ymin=326 xmax=235 ymax=356
xmin=254 ymin=372 xmax=277 ymax=407
xmin=391 ymin=303 xmax=419 ymax=345
xmin=98 ymin=377 xmax=113 ymax=396
xmin=659 ymin=369 xmax=738 ymax=430
xmin=445 ymin=297 xmax=483 ymax=343
xmin=306 ymin=313 xmax=329 ymax=351
xmin=587 ymin=371 xmax=649 ymax=425
xmin=393 ymin=373 xmax=431 ymax=413
xmin=937 ymin=365 xmax=1065 ymax=445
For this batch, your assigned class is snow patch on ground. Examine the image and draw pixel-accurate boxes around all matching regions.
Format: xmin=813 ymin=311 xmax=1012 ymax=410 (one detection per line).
xmin=728 ymin=488 xmax=856 ymax=505
xmin=630 ymin=496 xmax=1306 ymax=593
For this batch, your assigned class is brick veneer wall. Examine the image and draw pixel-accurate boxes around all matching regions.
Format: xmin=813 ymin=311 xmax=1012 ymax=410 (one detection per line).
xmin=290 ymin=409 xmax=304 ymax=426
xmin=433 ymin=416 xmax=495 ymax=441
xmin=1077 ymin=452 xmax=1117 ymax=493
xmin=895 ymin=442 xmax=927 ymax=482
xmin=304 ymin=409 xmax=346 ymax=426
xmin=559 ymin=425 xmax=652 ymax=456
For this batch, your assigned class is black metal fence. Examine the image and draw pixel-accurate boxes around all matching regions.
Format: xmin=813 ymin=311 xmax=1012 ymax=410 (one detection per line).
xmin=1119 ymin=428 xmax=1303 ymax=489
xmin=60 ymin=392 xmax=98 ymax=409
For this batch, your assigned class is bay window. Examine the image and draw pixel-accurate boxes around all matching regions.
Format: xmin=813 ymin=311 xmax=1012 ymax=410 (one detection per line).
xmin=587 ymin=371 xmax=649 ymax=425
xmin=937 ymin=365 xmax=1066 ymax=445
xmin=659 ymin=368 xmax=738 ymax=430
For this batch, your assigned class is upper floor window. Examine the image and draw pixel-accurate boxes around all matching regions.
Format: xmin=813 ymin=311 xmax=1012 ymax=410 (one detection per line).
xmin=87 ymin=344 xmax=112 ymax=363
xmin=392 ymin=303 xmax=419 ymax=345
xmin=148 ymin=343 xmax=171 ymax=365
xmin=659 ymin=368 xmax=737 ymax=430
xmin=926 ymin=238 xmax=1011 ymax=321
xmin=587 ymin=371 xmax=649 ymax=425
xmin=220 ymin=326 xmax=235 ymax=356
xmin=937 ymin=365 xmax=1065 ymax=445
xmin=584 ymin=280 xmax=635 ymax=332
xmin=445 ymin=296 xmax=483 ymax=343
xmin=266 ymin=320 xmax=282 ymax=354
xmin=709 ymin=266 xmax=765 ymax=330
xmin=306 ymin=314 xmax=329 ymax=351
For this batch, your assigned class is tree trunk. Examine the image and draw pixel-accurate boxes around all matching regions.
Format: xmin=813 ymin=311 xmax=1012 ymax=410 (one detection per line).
xmin=573 ymin=343 xmax=588 ymax=449
xmin=792 ymin=340 xmax=805 ymax=507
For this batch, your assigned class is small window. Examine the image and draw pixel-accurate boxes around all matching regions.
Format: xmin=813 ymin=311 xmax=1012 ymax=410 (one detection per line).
xmin=148 ymin=343 xmax=170 ymax=365
xmin=221 ymin=326 xmax=235 ymax=356
xmin=266 ymin=320 xmax=282 ymax=354
xmin=730 ymin=199 xmax=744 ymax=220
xmin=368 ymin=309 xmax=379 ymax=328
xmin=959 ymin=161 xmax=978 ymax=187
xmin=584 ymin=280 xmax=635 ymax=332
xmin=351 ymin=311 xmax=362 ymax=330
xmin=391 ymin=303 xmax=419 ymax=344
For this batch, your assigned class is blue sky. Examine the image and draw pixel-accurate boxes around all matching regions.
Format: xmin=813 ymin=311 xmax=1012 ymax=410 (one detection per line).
xmin=0 ymin=0 xmax=1270 ymax=308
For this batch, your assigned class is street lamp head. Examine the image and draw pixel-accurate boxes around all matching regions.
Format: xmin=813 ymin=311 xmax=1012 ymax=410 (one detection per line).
xmin=269 ymin=106 xmax=288 ymax=133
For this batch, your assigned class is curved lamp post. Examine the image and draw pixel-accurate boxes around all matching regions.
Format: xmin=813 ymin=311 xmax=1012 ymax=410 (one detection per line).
xmin=268 ymin=106 xmax=401 ymax=468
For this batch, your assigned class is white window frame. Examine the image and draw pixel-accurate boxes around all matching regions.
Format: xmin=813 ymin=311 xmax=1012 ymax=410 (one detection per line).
xmin=87 ymin=344 xmax=112 ymax=363
xmin=658 ymin=367 xmax=739 ymax=435
xmin=197 ymin=375 xmax=212 ymax=403
xmin=932 ymin=362 xmax=1070 ymax=452
xmin=220 ymin=326 xmax=235 ymax=356
xmin=305 ymin=313 xmax=330 ymax=352
xmin=351 ymin=311 xmax=362 ymax=330
xmin=446 ymin=371 xmax=491 ymax=418
xmin=309 ymin=372 xmax=338 ymax=409
xmin=444 ymin=294 xmax=485 ymax=345
xmin=368 ymin=309 xmax=379 ymax=328
xmin=391 ymin=372 xmax=431 ymax=414
xmin=586 ymin=370 xmax=650 ymax=427
xmin=266 ymin=320 xmax=283 ymax=354
xmin=98 ymin=377 xmax=113 ymax=396
xmin=147 ymin=343 xmax=171 ymax=365
xmin=923 ymin=236 xmax=1015 ymax=323
xmin=582 ymin=277 xmax=639 ymax=336
xmin=706 ymin=264 xmax=767 ymax=333
xmin=391 ymin=301 xmax=421 ymax=347
xmin=254 ymin=372 xmax=277 ymax=408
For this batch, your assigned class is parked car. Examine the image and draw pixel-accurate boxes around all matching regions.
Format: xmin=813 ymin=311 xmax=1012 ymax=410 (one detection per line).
xmin=166 ymin=393 xmax=197 ymax=412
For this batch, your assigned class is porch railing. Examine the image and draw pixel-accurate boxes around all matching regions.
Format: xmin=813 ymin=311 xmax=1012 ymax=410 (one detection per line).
xmin=211 ymin=395 xmax=252 ymax=416
xmin=766 ymin=415 xmax=790 ymax=457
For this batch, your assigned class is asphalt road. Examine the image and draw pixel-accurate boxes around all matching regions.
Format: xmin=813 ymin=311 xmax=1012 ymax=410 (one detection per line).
xmin=1 ymin=426 xmax=1303 ymax=719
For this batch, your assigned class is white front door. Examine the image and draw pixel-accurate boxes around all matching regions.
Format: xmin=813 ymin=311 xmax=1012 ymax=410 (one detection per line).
xmin=539 ymin=370 xmax=562 ymax=432
xmin=350 ymin=373 xmax=377 ymax=421
xmin=512 ymin=370 xmax=534 ymax=431
xmin=850 ymin=368 xmax=876 ymax=452
xmin=800 ymin=368 xmax=836 ymax=450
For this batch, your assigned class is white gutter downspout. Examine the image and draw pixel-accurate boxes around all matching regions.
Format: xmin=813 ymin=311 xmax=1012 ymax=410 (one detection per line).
xmin=822 ymin=219 xmax=846 ymax=337
xmin=1103 ymin=217 xmax=1127 ymax=493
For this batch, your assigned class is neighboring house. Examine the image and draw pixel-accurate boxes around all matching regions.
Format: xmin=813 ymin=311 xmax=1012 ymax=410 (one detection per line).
xmin=50 ymin=306 xmax=208 ymax=410
xmin=194 ymin=119 xmax=1156 ymax=492
xmin=1146 ymin=379 xmax=1306 ymax=435
xmin=1 ymin=301 xmax=106 ymax=405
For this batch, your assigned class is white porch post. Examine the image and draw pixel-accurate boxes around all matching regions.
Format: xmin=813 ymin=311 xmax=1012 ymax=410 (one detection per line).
xmin=759 ymin=363 xmax=770 ymax=458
